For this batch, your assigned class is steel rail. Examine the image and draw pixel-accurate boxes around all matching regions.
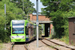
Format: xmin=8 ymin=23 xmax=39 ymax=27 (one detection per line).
xmin=24 ymin=44 xmax=28 ymax=50
xmin=11 ymin=43 xmax=14 ymax=50
xmin=41 ymin=40 xmax=58 ymax=50
xmin=45 ymin=39 xmax=75 ymax=50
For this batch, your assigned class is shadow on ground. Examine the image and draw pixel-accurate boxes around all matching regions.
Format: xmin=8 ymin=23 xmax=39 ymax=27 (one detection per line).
xmin=11 ymin=39 xmax=36 ymax=45
xmin=11 ymin=36 xmax=47 ymax=45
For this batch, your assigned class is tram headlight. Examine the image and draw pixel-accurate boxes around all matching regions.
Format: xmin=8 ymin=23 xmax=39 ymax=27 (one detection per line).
xmin=11 ymin=36 xmax=15 ymax=39
xmin=22 ymin=36 xmax=25 ymax=39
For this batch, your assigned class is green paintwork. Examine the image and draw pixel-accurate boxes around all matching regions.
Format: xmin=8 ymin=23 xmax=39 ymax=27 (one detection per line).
xmin=11 ymin=38 xmax=26 ymax=42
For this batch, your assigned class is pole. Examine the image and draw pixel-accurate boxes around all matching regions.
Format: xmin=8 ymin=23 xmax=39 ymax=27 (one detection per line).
xmin=36 ymin=0 xmax=39 ymax=48
xmin=4 ymin=4 xmax=6 ymax=30
xmin=22 ymin=0 xmax=25 ymax=19
xmin=22 ymin=0 xmax=24 ymax=11
xmin=27 ymin=14 xmax=28 ymax=21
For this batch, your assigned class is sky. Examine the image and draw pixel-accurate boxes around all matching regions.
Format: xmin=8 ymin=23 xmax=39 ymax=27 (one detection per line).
xmin=30 ymin=0 xmax=45 ymax=12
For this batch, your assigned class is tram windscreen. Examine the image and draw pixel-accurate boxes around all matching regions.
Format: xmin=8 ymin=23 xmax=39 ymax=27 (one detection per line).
xmin=12 ymin=28 xmax=24 ymax=34
xmin=12 ymin=20 xmax=24 ymax=34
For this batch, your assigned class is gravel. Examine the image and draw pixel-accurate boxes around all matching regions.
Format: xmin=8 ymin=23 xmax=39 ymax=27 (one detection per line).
xmin=0 ymin=43 xmax=12 ymax=50
xmin=47 ymin=38 xmax=75 ymax=49
xmin=13 ymin=45 xmax=26 ymax=50
xmin=1 ymin=38 xmax=75 ymax=50
xmin=42 ymin=39 xmax=70 ymax=50
xmin=27 ymin=40 xmax=56 ymax=50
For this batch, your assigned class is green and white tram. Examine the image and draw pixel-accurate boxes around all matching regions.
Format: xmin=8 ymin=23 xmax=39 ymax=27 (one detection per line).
xmin=10 ymin=20 xmax=42 ymax=42
xmin=10 ymin=20 xmax=28 ymax=42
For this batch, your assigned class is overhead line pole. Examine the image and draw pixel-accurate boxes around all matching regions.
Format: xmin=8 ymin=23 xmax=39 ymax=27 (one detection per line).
xmin=4 ymin=0 xmax=6 ymax=30
xmin=36 ymin=0 xmax=39 ymax=48
xmin=22 ymin=0 xmax=24 ymax=11
xmin=22 ymin=0 xmax=26 ymax=19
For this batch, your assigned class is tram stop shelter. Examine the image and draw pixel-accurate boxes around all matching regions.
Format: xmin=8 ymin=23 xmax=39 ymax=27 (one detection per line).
xmin=68 ymin=17 xmax=75 ymax=45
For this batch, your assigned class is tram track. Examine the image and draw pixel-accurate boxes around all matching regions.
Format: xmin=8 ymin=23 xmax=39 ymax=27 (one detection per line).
xmin=24 ymin=44 xmax=28 ymax=50
xmin=45 ymin=39 xmax=75 ymax=50
xmin=11 ymin=43 xmax=15 ymax=50
xmin=41 ymin=38 xmax=75 ymax=50
xmin=11 ymin=43 xmax=28 ymax=50
xmin=41 ymin=40 xmax=58 ymax=50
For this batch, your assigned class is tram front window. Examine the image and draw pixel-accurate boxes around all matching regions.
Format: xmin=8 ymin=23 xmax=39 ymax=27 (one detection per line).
xmin=12 ymin=21 xmax=24 ymax=34
xmin=13 ymin=28 xmax=24 ymax=34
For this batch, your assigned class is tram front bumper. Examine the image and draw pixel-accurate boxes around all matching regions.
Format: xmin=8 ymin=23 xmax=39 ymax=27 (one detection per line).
xmin=11 ymin=39 xmax=26 ymax=42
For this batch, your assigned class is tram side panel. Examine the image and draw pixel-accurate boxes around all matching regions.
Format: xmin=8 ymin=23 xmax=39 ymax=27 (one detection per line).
xmin=26 ymin=24 xmax=36 ymax=41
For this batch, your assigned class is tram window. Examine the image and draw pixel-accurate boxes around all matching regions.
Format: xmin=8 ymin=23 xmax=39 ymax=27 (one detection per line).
xmin=25 ymin=26 xmax=28 ymax=35
xmin=12 ymin=28 xmax=24 ymax=34
xmin=12 ymin=20 xmax=24 ymax=34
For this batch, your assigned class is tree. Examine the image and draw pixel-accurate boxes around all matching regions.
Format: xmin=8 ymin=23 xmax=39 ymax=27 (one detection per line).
xmin=0 ymin=0 xmax=35 ymax=42
xmin=41 ymin=0 xmax=75 ymax=38
xmin=41 ymin=0 xmax=75 ymax=16
xmin=11 ymin=0 xmax=35 ymax=14
xmin=0 ymin=0 xmax=25 ymax=42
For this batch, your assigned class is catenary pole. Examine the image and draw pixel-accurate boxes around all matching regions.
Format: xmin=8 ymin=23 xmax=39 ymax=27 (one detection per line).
xmin=36 ymin=0 xmax=39 ymax=48
xmin=22 ymin=0 xmax=24 ymax=11
xmin=4 ymin=3 xmax=6 ymax=30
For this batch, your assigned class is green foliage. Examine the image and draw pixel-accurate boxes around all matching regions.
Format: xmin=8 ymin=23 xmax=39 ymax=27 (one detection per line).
xmin=0 ymin=43 xmax=3 ymax=50
xmin=0 ymin=0 xmax=35 ymax=42
xmin=41 ymin=0 xmax=75 ymax=43
xmin=50 ymin=10 xmax=65 ymax=38
xmin=41 ymin=0 xmax=75 ymax=16
xmin=11 ymin=0 xmax=35 ymax=14
xmin=0 ymin=16 xmax=6 ymax=42
xmin=50 ymin=10 xmax=75 ymax=38
xmin=0 ymin=2 xmax=22 ymax=42
xmin=50 ymin=10 xmax=75 ymax=44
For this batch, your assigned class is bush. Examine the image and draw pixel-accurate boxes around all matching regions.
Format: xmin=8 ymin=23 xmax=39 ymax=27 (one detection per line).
xmin=0 ymin=1 xmax=24 ymax=43
xmin=50 ymin=10 xmax=75 ymax=44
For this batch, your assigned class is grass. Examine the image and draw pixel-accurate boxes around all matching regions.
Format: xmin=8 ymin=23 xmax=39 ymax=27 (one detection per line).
xmin=60 ymin=36 xmax=69 ymax=45
xmin=49 ymin=45 xmax=55 ymax=48
xmin=49 ymin=33 xmax=53 ymax=38
xmin=0 ymin=43 xmax=3 ymax=50
xmin=48 ymin=34 xmax=69 ymax=45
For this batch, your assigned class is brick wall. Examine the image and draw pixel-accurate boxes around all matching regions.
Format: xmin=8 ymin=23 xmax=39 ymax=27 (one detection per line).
xmin=29 ymin=14 xmax=51 ymax=21
xmin=29 ymin=14 xmax=53 ymax=35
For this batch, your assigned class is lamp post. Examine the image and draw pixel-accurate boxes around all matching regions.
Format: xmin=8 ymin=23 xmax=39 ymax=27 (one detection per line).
xmin=36 ymin=0 xmax=39 ymax=48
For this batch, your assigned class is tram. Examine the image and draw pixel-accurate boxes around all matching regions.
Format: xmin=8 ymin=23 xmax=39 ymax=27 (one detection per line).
xmin=10 ymin=20 xmax=34 ymax=42
xmin=10 ymin=20 xmax=42 ymax=42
